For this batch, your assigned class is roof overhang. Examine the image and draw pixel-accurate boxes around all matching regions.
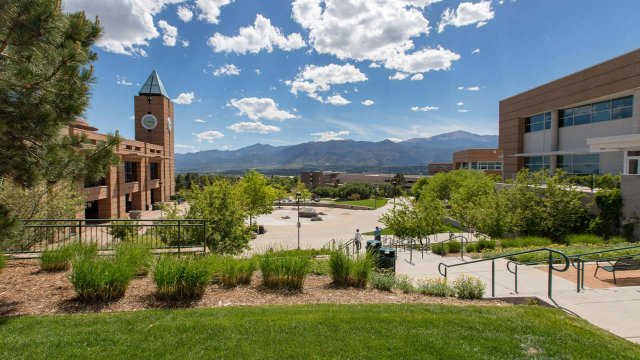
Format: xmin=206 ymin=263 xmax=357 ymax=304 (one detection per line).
xmin=510 ymin=150 xmax=589 ymax=157
xmin=587 ymin=134 xmax=640 ymax=152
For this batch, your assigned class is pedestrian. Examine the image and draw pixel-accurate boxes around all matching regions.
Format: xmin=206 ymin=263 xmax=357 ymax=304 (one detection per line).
xmin=374 ymin=226 xmax=382 ymax=241
xmin=354 ymin=229 xmax=363 ymax=252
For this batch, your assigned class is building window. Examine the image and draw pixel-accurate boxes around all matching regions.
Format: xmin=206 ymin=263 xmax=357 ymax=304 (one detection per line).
xmin=83 ymin=177 xmax=106 ymax=188
xmin=559 ymin=95 xmax=633 ymax=127
xmin=558 ymin=154 xmax=600 ymax=175
xmin=149 ymin=162 xmax=159 ymax=180
xmin=523 ymin=156 xmax=550 ymax=172
xmin=524 ymin=112 xmax=551 ymax=133
xmin=124 ymin=161 xmax=138 ymax=183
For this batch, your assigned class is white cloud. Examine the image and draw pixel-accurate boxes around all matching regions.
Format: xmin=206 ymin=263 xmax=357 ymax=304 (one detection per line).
xmin=438 ymin=1 xmax=495 ymax=33
xmin=287 ymin=63 xmax=367 ymax=103
xmin=175 ymin=144 xmax=197 ymax=153
xmin=457 ymin=102 xmax=464 ymax=106
xmin=213 ymin=64 xmax=241 ymax=76
xmin=311 ymin=130 xmax=350 ymax=142
xmin=369 ymin=63 xmax=381 ymax=68
xmin=230 ymin=97 xmax=298 ymax=121
xmin=458 ymin=109 xmax=470 ymax=113
xmin=195 ymin=0 xmax=233 ymax=24
xmin=411 ymin=105 xmax=439 ymax=112
xmin=157 ymin=20 xmax=178 ymax=46
xmin=361 ymin=100 xmax=375 ymax=106
xmin=116 ymin=75 xmax=133 ymax=86
xmin=193 ymin=130 xmax=225 ymax=143
xmin=255 ymin=69 xmax=261 ymax=75
xmin=227 ymin=121 xmax=281 ymax=133
xmin=387 ymin=138 xmax=402 ymax=143
xmin=173 ymin=92 xmax=195 ymax=105
xmin=410 ymin=73 xmax=424 ymax=81
xmin=291 ymin=0 xmax=459 ymax=74
xmin=177 ymin=5 xmax=193 ymax=22
xmin=64 ymin=0 xmax=185 ymax=56
xmin=129 ymin=115 xmax=135 ymax=120
xmin=389 ymin=72 xmax=409 ymax=81
xmin=458 ymin=86 xmax=481 ymax=91
xmin=457 ymin=86 xmax=464 ymax=90
xmin=194 ymin=119 xmax=206 ymax=123
xmin=208 ymin=14 xmax=305 ymax=54
xmin=325 ymin=94 xmax=350 ymax=106
xmin=181 ymin=40 xmax=190 ymax=47
xmin=471 ymin=48 xmax=480 ymax=54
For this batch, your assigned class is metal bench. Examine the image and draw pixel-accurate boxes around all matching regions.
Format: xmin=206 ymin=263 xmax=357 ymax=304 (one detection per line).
xmin=594 ymin=257 xmax=640 ymax=284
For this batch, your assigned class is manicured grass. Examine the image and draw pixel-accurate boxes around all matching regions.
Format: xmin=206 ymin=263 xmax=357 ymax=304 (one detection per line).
xmin=334 ymin=197 xmax=388 ymax=209
xmin=0 ymin=304 xmax=638 ymax=359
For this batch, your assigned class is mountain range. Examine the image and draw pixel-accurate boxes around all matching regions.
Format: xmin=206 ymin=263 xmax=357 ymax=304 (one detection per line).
xmin=175 ymin=130 xmax=498 ymax=173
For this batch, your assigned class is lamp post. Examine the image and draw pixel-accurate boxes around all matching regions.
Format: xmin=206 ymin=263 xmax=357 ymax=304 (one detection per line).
xmin=296 ymin=191 xmax=301 ymax=250
xmin=373 ymin=186 xmax=378 ymax=209
xmin=391 ymin=180 xmax=397 ymax=208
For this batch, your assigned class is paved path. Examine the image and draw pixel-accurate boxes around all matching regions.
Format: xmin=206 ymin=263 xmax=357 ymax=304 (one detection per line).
xmin=394 ymin=250 xmax=640 ymax=344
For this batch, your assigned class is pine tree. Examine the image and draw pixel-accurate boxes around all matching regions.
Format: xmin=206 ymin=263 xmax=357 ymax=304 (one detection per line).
xmin=0 ymin=1 xmax=119 ymax=237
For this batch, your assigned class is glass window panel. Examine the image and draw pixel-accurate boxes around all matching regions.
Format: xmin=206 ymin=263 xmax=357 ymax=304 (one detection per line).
xmin=572 ymin=163 xmax=599 ymax=175
xmin=612 ymin=96 xmax=633 ymax=109
xmin=559 ymin=109 xmax=573 ymax=118
xmin=574 ymin=105 xmax=591 ymax=116
xmin=612 ymin=107 xmax=632 ymax=120
xmin=573 ymin=114 xmax=591 ymax=125
xmin=544 ymin=112 xmax=551 ymax=121
xmin=525 ymin=124 xmax=531 ymax=132
xmin=628 ymin=151 xmax=640 ymax=156
xmin=532 ymin=122 xmax=544 ymax=131
xmin=592 ymin=100 xmax=611 ymax=112
xmin=592 ymin=110 xmax=610 ymax=122
xmin=573 ymin=154 xmax=600 ymax=164
xmin=544 ymin=120 xmax=551 ymax=129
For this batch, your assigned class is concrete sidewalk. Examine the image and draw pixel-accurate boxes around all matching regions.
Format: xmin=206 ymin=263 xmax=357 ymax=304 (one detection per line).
xmin=395 ymin=250 xmax=640 ymax=344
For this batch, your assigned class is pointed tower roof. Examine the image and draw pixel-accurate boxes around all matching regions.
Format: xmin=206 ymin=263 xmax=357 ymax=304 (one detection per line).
xmin=138 ymin=70 xmax=168 ymax=98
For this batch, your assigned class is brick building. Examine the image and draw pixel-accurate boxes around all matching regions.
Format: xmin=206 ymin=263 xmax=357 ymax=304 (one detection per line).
xmin=74 ymin=71 xmax=175 ymax=219
xmin=427 ymin=163 xmax=453 ymax=176
xmin=452 ymin=149 xmax=503 ymax=176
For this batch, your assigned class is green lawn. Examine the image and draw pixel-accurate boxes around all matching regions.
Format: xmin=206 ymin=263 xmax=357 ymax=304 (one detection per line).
xmin=1 ymin=304 xmax=638 ymax=359
xmin=334 ymin=197 xmax=388 ymax=209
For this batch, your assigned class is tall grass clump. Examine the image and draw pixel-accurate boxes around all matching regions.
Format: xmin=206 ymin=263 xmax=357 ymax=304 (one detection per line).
xmin=369 ymin=271 xmax=396 ymax=291
xmin=260 ymin=253 xmax=310 ymax=290
xmin=115 ymin=242 xmax=152 ymax=276
xmin=465 ymin=239 xmax=496 ymax=253
xmin=69 ymin=256 xmax=135 ymax=302
xmin=218 ymin=256 xmax=255 ymax=287
xmin=40 ymin=242 xmax=97 ymax=272
xmin=563 ymin=234 xmax=604 ymax=245
xmin=153 ymin=255 xmax=213 ymax=300
xmin=328 ymin=251 xmax=374 ymax=288
xmin=499 ymin=236 xmax=552 ymax=249
xmin=453 ymin=275 xmax=485 ymax=300
xmin=417 ymin=278 xmax=454 ymax=297
xmin=350 ymin=254 xmax=374 ymax=287
xmin=329 ymin=251 xmax=351 ymax=286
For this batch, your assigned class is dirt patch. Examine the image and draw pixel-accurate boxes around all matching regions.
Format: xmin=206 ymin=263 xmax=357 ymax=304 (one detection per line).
xmin=536 ymin=264 xmax=640 ymax=289
xmin=0 ymin=260 xmax=507 ymax=317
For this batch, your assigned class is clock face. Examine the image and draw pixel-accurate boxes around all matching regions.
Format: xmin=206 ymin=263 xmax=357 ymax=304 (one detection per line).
xmin=141 ymin=114 xmax=158 ymax=130
xmin=168 ymin=117 xmax=173 ymax=133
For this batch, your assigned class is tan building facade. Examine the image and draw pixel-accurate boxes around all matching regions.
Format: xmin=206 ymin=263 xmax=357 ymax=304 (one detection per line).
xmin=75 ymin=71 xmax=175 ymax=219
xmin=499 ymin=49 xmax=640 ymax=180
xmin=427 ymin=163 xmax=453 ymax=176
xmin=452 ymin=149 xmax=503 ymax=176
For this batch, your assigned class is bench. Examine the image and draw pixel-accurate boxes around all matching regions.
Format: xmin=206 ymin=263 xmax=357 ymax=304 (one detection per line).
xmin=594 ymin=257 xmax=640 ymax=284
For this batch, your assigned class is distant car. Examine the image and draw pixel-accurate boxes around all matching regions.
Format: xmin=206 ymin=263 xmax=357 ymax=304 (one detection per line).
xmin=299 ymin=207 xmax=318 ymax=218
xmin=312 ymin=197 xmax=320 ymax=202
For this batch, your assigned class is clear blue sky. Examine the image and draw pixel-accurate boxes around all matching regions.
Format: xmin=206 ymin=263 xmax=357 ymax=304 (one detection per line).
xmin=63 ymin=0 xmax=640 ymax=153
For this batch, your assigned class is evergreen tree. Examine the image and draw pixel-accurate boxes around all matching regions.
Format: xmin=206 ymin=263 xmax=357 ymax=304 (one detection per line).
xmin=0 ymin=1 xmax=119 ymax=237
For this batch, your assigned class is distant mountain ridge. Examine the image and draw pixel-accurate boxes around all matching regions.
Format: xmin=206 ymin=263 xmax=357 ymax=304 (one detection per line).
xmin=175 ymin=130 xmax=498 ymax=173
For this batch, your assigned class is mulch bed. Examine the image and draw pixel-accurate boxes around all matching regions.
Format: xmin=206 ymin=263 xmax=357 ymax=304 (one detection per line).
xmin=0 ymin=260 xmax=506 ymax=316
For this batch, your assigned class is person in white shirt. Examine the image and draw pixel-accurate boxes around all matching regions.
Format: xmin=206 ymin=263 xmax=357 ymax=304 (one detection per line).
xmin=354 ymin=229 xmax=363 ymax=252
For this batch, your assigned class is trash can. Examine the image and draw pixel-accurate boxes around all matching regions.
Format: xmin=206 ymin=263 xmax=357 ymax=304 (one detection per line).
xmin=377 ymin=247 xmax=397 ymax=272
xmin=258 ymin=225 xmax=265 ymax=234
xmin=366 ymin=239 xmax=382 ymax=252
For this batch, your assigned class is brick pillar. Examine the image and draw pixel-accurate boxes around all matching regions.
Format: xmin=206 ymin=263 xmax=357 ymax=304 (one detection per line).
xmin=633 ymin=90 xmax=640 ymax=134
xmin=132 ymin=159 xmax=146 ymax=211
xmin=549 ymin=109 xmax=559 ymax=175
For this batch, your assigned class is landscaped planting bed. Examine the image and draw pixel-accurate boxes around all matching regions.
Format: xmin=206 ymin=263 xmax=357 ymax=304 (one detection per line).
xmin=0 ymin=259 xmax=498 ymax=316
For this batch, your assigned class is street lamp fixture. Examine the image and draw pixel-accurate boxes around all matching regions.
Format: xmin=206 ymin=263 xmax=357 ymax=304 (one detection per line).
xmin=296 ymin=191 xmax=302 ymax=250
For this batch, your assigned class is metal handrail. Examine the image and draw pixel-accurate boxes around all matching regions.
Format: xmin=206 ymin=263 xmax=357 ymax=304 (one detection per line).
xmin=438 ymin=247 xmax=570 ymax=299
xmin=567 ymin=244 xmax=640 ymax=292
xmin=436 ymin=231 xmax=468 ymax=260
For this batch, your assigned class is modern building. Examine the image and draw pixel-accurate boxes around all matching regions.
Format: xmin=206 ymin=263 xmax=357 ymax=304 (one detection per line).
xmin=452 ymin=149 xmax=503 ymax=176
xmin=299 ymin=171 xmax=341 ymax=188
xmin=499 ymin=49 xmax=640 ymax=179
xmin=427 ymin=163 xmax=453 ymax=176
xmin=299 ymin=171 xmax=424 ymax=190
xmin=72 ymin=71 xmax=175 ymax=219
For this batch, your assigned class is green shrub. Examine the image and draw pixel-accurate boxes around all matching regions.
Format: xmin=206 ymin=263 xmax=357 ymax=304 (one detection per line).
xmin=70 ymin=256 xmax=135 ymax=302
xmin=564 ymin=234 xmax=604 ymax=245
xmin=115 ymin=242 xmax=152 ymax=276
xmin=395 ymin=274 xmax=415 ymax=294
xmin=431 ymin=243 xmax=447 ymax=256
xmin=0 ymin=255 xmax=6 ymax=272
xmin=329 ymin=251 xmax=351 ymax=286
xmin=349 ymin=254 xmax=374 ymax=288
xmin=308 ymin=258 xmax=330 ymax=276
xmin=466 ymin=239 xmax=496 ymax=253
xmin=107 ymin=220 xmax=140 ymax=241
xmin=499 ymin=236 xmax=552 ymax=249
xmin=370 ymin=271 xmax=396 ymax=291
xmin=447 ymin=241 xmax=461 ymax=254
xmin=417 ymin=278 xmax=454 ymax=297
xmin=40 ymin=242 xmax=97 ymax=272
xmin=218 ymin=256 xmax=255 ymax=287
xmin=260 ymin=254 xmax=309 ymax=290
xmin=453 ymin=275 xmax=485 ymax=299
xmin=153 ymin=255 xmax=213 ymax=300
xmin=608 ymin=236 xmax=628 ymax=244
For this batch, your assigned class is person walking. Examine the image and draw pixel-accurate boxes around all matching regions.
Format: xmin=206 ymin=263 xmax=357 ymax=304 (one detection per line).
xmin=354 ymin=229 xmax=363 ymax=252
xmin=374 ymin=226 xmax=382 ymax=241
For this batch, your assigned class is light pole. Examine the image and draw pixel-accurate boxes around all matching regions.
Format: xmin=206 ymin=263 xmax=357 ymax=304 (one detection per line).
xmin=373 ymin=186 xmax=378 ymax=209
xmin=296 ymin=191 xmax=301 ymax=250
xmin=391 ymin=180 xmax=397 ymax=208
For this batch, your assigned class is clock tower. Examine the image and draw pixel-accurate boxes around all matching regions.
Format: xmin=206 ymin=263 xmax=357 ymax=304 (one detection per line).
xmin=134 ymin=70 xmax=175 ymax=200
